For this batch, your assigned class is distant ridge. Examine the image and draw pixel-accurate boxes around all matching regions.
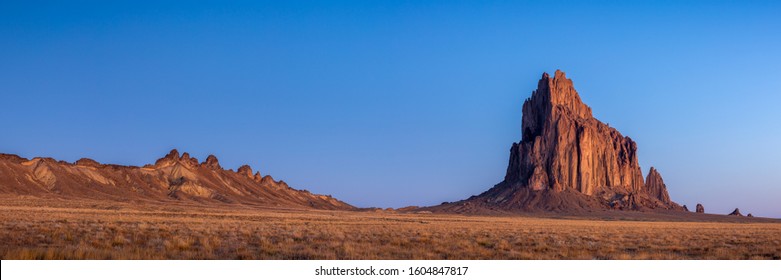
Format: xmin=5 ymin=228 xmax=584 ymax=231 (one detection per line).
xmin=427 ymin=70 xmax=686 ymax=213
xmin=0 ymin=149 xmax=354 ymax=210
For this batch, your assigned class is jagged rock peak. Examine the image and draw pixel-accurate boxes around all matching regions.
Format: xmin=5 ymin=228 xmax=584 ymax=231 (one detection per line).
xmin=165 ymin=149 xmax=180 ymax=160
xmin=237 ymin=165 xmax=253 ymax=178
xmin=526 ymin=69 xmax=593 ymax=122
xmin=260 ymin=175 xmax=275 ymax=185
xmin=202 ymin=155 xmax=221 ymax=169
xmin=154 ymin=149 xmax=181 ymax=166
xmin=253 ymin=171 xmax=262 ymax=182
xmin=506 ymin=70 xmax=644 ymax=195
xmin=423 ymin=71 xmax=689 ymax=213
xmin=644 ymin=167 xmax=672 ymax=204
xmin=728 ymin=208 xmax=743 ymax=216
xmin=181 ymin=152 xmax=199 ymax=166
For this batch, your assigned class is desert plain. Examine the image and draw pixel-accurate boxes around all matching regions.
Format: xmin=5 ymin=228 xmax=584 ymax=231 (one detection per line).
xmin=1 ymin=197 xmax=779 ymax=260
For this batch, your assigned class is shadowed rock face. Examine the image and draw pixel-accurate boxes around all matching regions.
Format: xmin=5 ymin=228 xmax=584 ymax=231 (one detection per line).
xmin=729 ymin=208 xmax=743 ymax=216
xmin=428 ymin=70 xmax=684 ymax=213
xmin=696 ymin=204 xmax=705 ymax=213
xmin=0 ymin=149 xmax=353 ymax=210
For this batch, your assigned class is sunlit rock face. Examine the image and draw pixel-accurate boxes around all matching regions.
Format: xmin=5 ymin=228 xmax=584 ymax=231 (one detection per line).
xmin=433 ymin=70 xmax=685 ymax=213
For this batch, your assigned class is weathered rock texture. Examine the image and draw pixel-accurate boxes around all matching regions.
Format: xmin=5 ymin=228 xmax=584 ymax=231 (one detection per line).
xmin=0 ymin=149 xmax=353 ymax=210
xmin=428 ymin=70 xmax=684 ymax=213
xmin=696 ymin=204 xmax=705 ymax=213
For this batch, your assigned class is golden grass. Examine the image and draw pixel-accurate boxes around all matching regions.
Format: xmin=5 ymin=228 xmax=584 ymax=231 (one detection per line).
xmin=0 ymin=199 xmax=779 ymax=260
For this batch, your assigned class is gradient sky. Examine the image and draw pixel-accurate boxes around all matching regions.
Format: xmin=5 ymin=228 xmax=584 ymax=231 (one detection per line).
xmin=1 ymin=1 xmax=779 ymax=217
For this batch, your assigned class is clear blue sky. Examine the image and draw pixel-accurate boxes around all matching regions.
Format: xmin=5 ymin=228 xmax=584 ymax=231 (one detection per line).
xmin=1 ymin=1 xmax=779 ymax=217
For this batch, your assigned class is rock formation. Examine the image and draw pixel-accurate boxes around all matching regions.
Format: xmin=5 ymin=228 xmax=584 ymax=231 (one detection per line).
xmin=696 ymin=204 xmax=705 ymax=213
xmin=645 ymin=167 xmax=672 ymax=204
xmin=683 ymin=205 xmax=689 ymax=212
xmin=202 ymin=155 xmax=221 ymax=169
xmin=427 ymin=70 xmax=684 ymax=213
xmin=0 ymin=149 xmax=353 ymax=210
xmin=503 ymin=70 xmax=645 ymax=195
xmin=747 ymin=213 xmax=754 ymax=217
xmin=728 ymin=208 xmax=743 ymax=216
xmin=237 ymin=165 xmax=254 ymax=178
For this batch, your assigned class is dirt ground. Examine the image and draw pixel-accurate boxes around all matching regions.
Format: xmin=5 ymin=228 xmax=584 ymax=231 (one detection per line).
xmin=1 ymin=198 xmax=779 ymax=260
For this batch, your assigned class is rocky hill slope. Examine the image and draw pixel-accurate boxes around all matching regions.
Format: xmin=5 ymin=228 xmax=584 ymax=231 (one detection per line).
xmin=0 ymin=149 xmax=353 ymax=210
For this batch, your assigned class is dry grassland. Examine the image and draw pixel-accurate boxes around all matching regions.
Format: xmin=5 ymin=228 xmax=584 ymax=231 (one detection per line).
xmin=0 ymin=199 xmax=779 ymax=260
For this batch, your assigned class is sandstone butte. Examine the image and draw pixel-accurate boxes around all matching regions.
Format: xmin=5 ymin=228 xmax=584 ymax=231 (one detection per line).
xmin=429 ymin=70 xmax=687 ymax=213
xmin=0 ymin=149 xmax=353 ymax=210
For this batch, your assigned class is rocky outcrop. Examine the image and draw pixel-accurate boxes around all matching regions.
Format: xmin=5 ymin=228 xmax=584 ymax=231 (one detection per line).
xmin=427 ymin=70 xmax=684 ymax=213
xmin=202 ymin=155 xmax=221 ymax=169
xmin=696 ymin=204 xmax=705 ymax=213
xmin=75 ymin=158 xmax=101 ymax=167
xmin=728 ymin=208 xmax=743 ymax=216
xmin=180 ymin=152 xmax=199 ymax=166
xmin=237 ymin=165 xmax=253 ymax=178
xmin=504 ymin=70 xmax=644 ymax=195
xmin=0 ymin=149 xmax=354 ymax=210
xmin=683 ymin=205 xmax=689 ymax=212
xmin=154 ymin=149 xmax=180 ymax=167
xmin=261 ymin=175 xmax=275 ymax=185
xmin=645 ymin=167 xmax=672 ymax=204
xmin=747 ymin=213 xmax=754 ymax=217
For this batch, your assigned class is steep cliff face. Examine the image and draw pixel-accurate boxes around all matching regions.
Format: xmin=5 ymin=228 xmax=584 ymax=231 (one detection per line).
xmin=0 ymin=149 xmax=354 ymax=210
xmin=505 ymin=70 xmax=644 ymax=195
xmin=430 ymin=70 xmax=684 ymax=213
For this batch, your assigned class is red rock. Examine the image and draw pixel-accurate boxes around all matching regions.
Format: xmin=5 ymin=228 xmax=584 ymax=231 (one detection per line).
xmin=180 ymin=152 xmax=199 ymax=166
xmin=261 ymin=175 xmax=275 ymax=185
xmin=253 ymin=171 xmax=262 ymax=182
xmin=644 ymin=167 xmax=672 ymax=205
xmin=430 ymin=70 xmax=685 ymax=212
xmin=154 ymin=149 xmax=180 ymax=166
xmin=0 ymin=150 xmax=353 ymax=210
xmin=696 ymin=204 xmax=705 ymax=213
xmin=202 ymin=155 xmax=221 ymax=169
xmin=506 ymin=70 xmax=644 ymax=195
xmin=728 ymin=208 xmax=743 ymax=216
xmin=237 ymin=165 xmax=253 ymax=178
